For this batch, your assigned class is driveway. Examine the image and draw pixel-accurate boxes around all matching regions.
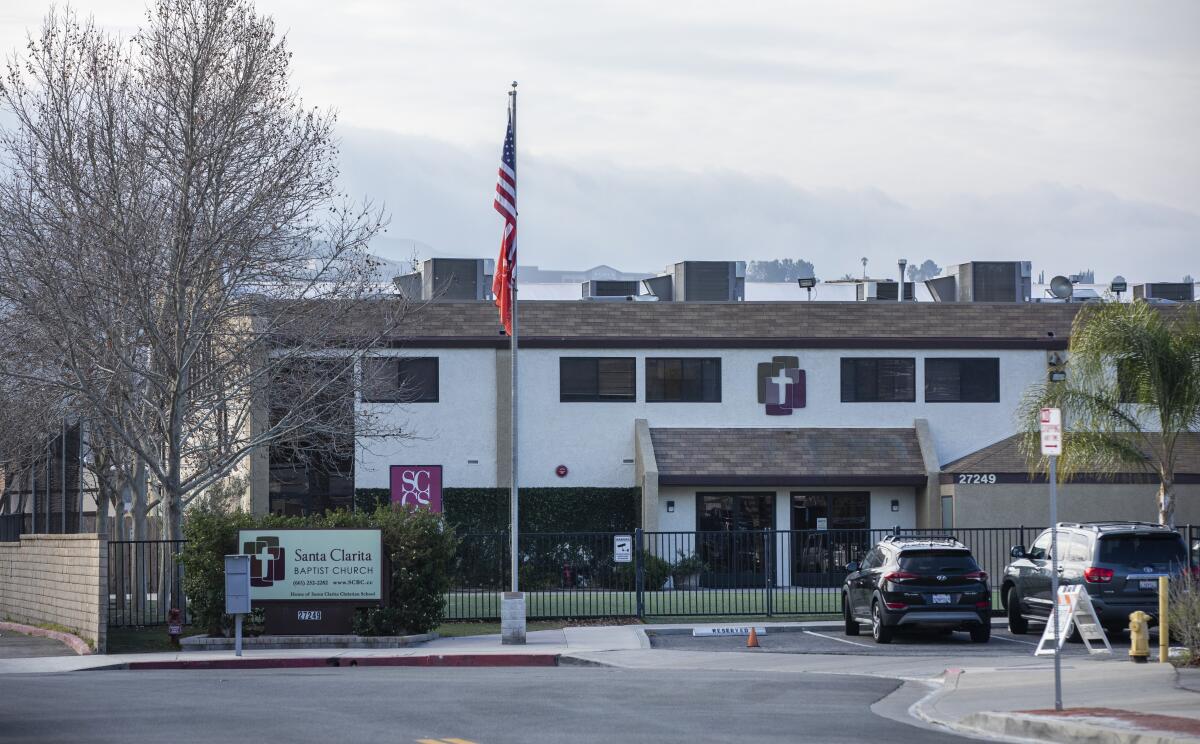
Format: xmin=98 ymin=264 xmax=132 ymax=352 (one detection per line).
xmin=0 ymin=631 xmax=76 ymax=659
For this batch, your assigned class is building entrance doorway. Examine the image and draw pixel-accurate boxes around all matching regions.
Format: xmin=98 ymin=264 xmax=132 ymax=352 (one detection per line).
xmin=791 ymin=492 xmax=869 ymax=586
xmin=696 ymin=493 xmax=775 ymax=588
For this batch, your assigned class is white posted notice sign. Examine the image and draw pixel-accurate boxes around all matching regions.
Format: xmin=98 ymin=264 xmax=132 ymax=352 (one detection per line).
xmin=1040 ymin=407 xmax=1062 ymax=456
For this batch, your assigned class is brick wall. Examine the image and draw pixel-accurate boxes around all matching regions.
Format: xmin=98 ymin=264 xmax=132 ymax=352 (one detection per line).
xmin=0 ymin=534 xmax=107 ymax=652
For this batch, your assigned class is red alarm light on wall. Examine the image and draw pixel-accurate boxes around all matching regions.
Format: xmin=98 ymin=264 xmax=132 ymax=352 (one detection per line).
xmin=555 ymin=465 xmax=568 ymax=478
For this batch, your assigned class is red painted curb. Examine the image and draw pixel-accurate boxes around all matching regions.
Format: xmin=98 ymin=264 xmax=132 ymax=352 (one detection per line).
xmin=126 ymin=654 xmax=559 ymax=670
xmin=0 ymin=621 xmax=91 ymax=656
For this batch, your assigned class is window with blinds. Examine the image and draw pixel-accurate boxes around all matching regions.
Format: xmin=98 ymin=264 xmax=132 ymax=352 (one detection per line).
xmin=840 ymin=358 xmax=916 ymax=402
xmin=924 ymin=358 xmax=999 ymax=402
xmin=560 ymin=357 xmax=636 ymax=402
xmin=646 ymin=358 xmax=721 ymax=402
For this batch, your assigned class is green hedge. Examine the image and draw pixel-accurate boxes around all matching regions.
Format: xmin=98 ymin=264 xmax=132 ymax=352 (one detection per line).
xmin=354 ymin=487 xmax=640 ymax=534
xmin=179 ymin=505 xmax=456 ymax=636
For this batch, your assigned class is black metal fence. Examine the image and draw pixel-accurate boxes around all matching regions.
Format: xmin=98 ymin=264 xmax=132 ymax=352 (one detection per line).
xmin=445 ymin=525 xmax=1200 ymax=620
xmin=109 ymin=525 xmax=1200 ymax=625
xmin=107 ymin=540 xmax=188 ymax=627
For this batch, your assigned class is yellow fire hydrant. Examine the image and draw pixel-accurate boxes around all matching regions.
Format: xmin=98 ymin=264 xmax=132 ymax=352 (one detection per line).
xmin=1129 ymin=610 xmax=1150 ymax=663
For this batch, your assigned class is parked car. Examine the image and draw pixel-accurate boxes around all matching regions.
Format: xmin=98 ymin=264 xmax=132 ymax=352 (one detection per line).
xmin=842 ymin=535 xmax=991 ymax=644
xmin=1002 ymin=521 xmax=1189 ymax=637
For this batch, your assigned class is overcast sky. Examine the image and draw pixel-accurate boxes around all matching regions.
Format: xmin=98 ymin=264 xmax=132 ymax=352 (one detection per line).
xmin=3 ymin=1 xmax=1198 ymax=280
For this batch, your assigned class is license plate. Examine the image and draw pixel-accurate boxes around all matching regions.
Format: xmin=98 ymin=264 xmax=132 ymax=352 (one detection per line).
xmin=932 ymin=594 xmax=951 ymax=604
xmin=1139 ymin=580 xmax=1157 ymax=590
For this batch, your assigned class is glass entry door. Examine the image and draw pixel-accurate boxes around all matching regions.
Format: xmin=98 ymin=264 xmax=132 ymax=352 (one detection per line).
xmin=696 ymin=493 xmax=775 ymax=588
xmin=791 ymin=492 xmax=870 ymax=586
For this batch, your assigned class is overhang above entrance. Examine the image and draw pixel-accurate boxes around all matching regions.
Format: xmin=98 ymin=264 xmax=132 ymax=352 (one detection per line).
xmin=648 ymin=427 xmax=928 ymax=486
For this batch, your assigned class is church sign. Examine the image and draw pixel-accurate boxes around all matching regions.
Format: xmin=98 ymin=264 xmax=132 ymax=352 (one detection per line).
xmin=238 ymin=528 xmax=383 ymax=603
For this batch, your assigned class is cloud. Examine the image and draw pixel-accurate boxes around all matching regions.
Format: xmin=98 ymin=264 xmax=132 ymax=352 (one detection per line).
xmin=340 ymin=126 xmax=1200 ymax=282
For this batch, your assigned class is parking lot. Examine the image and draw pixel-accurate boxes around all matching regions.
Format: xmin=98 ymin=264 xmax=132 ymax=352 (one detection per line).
xmin=648 ymin=622 xmax=1140 ymax=658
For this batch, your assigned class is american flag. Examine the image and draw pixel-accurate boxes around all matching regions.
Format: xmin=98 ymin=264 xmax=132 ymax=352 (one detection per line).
xmin=492 ymin=107 xmax=517 ymax=335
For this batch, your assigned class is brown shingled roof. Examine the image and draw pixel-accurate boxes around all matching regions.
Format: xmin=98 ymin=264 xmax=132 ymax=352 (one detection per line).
xmin=363 ymin=300 xmax=1084 ymax=348
xmin=942 ymin=433 xmax=1200 ymax=476
xmin=649 ymin=427 xmax=928 ymax=486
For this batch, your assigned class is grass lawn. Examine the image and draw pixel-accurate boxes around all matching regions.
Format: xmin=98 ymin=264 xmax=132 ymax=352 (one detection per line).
xmin=107 ymin=625 xmax=193 ymax=654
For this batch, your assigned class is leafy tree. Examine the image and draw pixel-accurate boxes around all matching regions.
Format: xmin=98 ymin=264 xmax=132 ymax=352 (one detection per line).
xmin=1019 ymin=302 xmax=1200 ymax=526
xmin=746 ymin=258 xmax=816 ymax=282
xmin=906 ymin=260 xmax=942 ymax=282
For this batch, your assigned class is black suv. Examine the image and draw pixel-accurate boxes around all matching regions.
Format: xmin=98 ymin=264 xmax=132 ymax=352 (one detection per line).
xmin=1003 ymin=521 xmax=1189 ymax=636
xmin=842 ymin=535 xmax=991 ymax=644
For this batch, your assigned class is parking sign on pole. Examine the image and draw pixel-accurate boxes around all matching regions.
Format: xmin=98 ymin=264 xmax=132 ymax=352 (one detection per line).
xmin=1040 ymin=407 xmax=1063 ymax=710
xmin=1040 ymin=407 xmax=1062 ymax=456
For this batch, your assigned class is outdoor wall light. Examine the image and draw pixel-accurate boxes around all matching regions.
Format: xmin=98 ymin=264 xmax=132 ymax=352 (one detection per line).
xmin=891 ymin=499 xmax=900 ymax=512
xmin=666 ymin=500 xmax=675 ymax=513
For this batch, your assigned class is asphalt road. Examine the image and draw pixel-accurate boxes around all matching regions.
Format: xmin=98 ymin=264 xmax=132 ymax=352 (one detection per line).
xmin=650 ymin=623 xmax=1134 ymax=657
xmin=0 ymin=667 xmax=974 ymax=744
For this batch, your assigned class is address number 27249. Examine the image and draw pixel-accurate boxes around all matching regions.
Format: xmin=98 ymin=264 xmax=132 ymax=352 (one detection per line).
xmin=957 ymin=473 xmax=997 ymax=484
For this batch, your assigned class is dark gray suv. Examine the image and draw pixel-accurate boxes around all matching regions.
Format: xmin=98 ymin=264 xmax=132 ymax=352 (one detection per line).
xmin=1002 ymin=521 xmax=1188 ymax=636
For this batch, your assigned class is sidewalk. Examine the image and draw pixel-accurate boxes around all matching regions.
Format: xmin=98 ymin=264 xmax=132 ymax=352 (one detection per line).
xmin=0 ymin=624 xmax=646 ymax=674
xmin=916 ymin=658 xmax=1200 ymax=743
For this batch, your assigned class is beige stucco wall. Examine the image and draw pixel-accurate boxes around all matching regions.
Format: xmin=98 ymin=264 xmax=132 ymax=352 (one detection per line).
xmin=0 ymin=534 xmax=107 ymax=652
xmin=950 ymin=482 xmax=1200 ymax=528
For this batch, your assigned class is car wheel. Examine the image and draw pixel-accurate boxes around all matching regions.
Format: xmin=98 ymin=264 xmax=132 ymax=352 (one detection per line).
xmin=1103 ymin=622 xmax=1126 ymax=639
xmin=1007 ymin=588 xmax=1028 ymax=635
xmin=871 ymin=600 xmax=893 ymax=644
xmin=970 ymin=623 xmax=991 ymax=643
xmin=1066 ymin=624 xmax=1083 ymax=644
xmin=843 ymin=595 xmax=860 ymax=636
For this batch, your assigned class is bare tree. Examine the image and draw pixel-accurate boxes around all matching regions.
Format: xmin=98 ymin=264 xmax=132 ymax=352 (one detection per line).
xmin=0 ymin=1 xmax=414 ymax=540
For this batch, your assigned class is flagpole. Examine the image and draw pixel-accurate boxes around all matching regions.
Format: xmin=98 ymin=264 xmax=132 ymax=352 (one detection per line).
xmin=509 ymin=80 xmax=519 ymax=596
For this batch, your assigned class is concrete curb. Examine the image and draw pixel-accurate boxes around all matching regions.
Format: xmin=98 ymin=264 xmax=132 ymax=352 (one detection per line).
xmin=0 ymin=621 xmax=91 ymax=656
xmin=179 ymin=632 xmax=437 ymax=651
xmin=958 ymin=711 xmax=1199 ymax=744
xmin=83 ymin=653 xmax=561 ymax=671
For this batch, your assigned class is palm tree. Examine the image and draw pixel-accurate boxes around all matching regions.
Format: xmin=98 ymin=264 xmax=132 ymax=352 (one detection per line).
xmin=1019 ymin=301 xmax=1200 ymax=527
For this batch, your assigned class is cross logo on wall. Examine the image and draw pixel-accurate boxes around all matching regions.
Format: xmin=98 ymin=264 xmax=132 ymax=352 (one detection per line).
xmin=757 ymin=356 xmax=806 ymax=415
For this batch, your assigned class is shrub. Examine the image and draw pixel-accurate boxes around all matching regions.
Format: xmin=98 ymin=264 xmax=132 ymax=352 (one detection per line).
xmin=354 ymin=487 xmax=641 ymax=533
xmin=1168 ymin=572 xmax=1200 ymax=666
xmin=179 ymin=505 xmax=457 ymax=637
xmin=615 ymin=551 xmax=672 ymax=591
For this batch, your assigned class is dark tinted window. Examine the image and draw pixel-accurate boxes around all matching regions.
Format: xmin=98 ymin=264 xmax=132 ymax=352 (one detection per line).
xmin=1098 ymin=534 xmax=1186 ymax=566
xmin=646 ymin=358 xmax=721 ymax=402
xmin=925 ymin=358 xmax=1000 ymax=402
xmin=899 ymin=551 xmax=979 ymax=575
xmin=362 ymin=357 xmax=439 ymax=402
xmin=560 ymin=357 xmax=636 ymax=402
xmin=840 ymin=358 xmax=915 ymax=402
xmin=1117 ymin=360 xmax=1146 ymax=404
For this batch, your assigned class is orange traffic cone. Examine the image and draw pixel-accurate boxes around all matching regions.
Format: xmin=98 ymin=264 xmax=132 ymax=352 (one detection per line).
xmin=746 ymin=627 xmax=760 ymax=648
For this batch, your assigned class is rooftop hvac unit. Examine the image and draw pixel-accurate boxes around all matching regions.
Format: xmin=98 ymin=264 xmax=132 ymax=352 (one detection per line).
xmin=642 ymin=274 xmax=674 ymax=301
xmin=582 ymin=280 xmax=641 ymax=299
xmin=393 ymin=272 xmax=422 ymax=300
xmin=421 ymin=258 xmax=491 ymax=301
xmin=856 ymin=281 xmax=914 ymax=301
xmin=1133 ymin=283 xmax=1195 ymax=303
xmin=925 ymin=275 xmax=957 ymax=302
xmin=929 ymin=261 xmax=1031 ymax=302
xmin=671 ymin=261 xmax=745 ymax=302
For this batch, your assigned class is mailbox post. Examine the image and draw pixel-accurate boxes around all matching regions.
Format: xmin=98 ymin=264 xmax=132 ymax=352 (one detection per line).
xmin=225 ymin=555 xmax=251 ymax=657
